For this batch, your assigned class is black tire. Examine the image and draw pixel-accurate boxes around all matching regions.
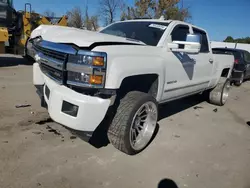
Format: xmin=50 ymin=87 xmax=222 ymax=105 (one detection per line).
xmin=234 ymin=72 xmax=244 ymax=86
xmin=107 ymin=91 xmax=158 ymax=155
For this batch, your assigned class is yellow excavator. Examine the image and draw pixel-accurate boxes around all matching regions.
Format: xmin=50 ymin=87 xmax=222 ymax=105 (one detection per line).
xmin=0 ymin=28 xmax=8 ymax=53
xmin=0 ymin=0 xmax=68 ymax=54
xmin=0 ymin=0 xmax=13 ymax=53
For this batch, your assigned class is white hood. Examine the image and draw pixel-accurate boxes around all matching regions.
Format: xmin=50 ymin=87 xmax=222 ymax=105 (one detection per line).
xmin=31 ymin=25 xmax=144 ymax=47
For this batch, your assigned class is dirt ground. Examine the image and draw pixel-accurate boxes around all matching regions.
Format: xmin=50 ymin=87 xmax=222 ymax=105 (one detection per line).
xmin=1 ymin=55 xmax=250 ymax=188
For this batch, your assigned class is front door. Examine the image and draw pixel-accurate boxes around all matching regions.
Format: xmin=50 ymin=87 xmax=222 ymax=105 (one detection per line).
xmin=161 ymin=24 xmax=198 ymax=102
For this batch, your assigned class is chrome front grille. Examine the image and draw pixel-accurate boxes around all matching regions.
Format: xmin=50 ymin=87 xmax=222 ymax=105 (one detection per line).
xmin=33 ymin=44 xmax=67 ymax=62
xmin=40 ymin=63 xmax=63 ymax=83
xmin=33 ymin=39 xmax=77 ymax=84
xmin=33 ymin=39 xmax=107 ymax=89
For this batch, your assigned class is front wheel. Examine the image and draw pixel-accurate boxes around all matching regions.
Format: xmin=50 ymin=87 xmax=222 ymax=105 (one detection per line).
xmin=108 ymin=91 xmax=158 ymax=155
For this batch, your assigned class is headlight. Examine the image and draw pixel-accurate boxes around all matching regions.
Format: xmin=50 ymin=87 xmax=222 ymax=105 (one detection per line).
xmin=68 ymin=54 xmax=105 ymax=67
xmin=67 ymin=71 xmax=104 ymax=86
xmin=67 ymin=50 xmax=107 ymax=88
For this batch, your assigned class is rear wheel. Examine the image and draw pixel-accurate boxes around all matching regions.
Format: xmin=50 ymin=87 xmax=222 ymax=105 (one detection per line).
xmin=108 ymin=91 xmax=158 ymax=155
xmin=208 ymin=78 xmax=231 ymax=106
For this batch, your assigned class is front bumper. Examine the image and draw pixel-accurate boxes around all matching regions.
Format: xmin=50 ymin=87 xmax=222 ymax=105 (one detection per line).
xmin=33 ymin=63 xmax=111 ymax=132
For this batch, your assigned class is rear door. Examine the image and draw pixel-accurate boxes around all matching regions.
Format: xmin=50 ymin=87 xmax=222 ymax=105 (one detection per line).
xmin=189 ymin=27 xmax=214 ymax=90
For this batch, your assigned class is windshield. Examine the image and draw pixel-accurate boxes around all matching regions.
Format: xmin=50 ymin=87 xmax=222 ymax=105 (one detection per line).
xmin=100 ymin=21 xmax=169 ymax=46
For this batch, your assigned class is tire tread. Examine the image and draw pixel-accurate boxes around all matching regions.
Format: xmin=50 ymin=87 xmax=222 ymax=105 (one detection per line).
xmin=108 ymin=91 xmax=156 ymax=155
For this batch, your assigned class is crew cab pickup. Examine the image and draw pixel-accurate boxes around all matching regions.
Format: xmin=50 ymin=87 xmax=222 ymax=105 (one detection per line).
xmin=30 ymin=19 xmax=234 ymax=155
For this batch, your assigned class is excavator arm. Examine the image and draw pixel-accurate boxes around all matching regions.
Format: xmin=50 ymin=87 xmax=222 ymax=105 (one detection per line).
xmin=0 ymin=1 xmax=68 ymax=54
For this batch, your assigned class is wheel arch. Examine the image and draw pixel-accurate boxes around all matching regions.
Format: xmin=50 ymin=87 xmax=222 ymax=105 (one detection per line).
xmin=117 ymin=74 xmax=162 ymax=101
xmin=220 ymin=68 xmax=231 ymax=78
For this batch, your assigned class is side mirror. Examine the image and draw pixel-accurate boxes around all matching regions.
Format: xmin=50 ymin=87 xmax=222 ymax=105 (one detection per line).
xmin=168 ymin=34 xmax=201 ymax=54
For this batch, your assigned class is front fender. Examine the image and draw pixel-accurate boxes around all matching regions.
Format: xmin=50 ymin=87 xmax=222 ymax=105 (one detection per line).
xmin=105 ymin=56 xmax=165 ymax=101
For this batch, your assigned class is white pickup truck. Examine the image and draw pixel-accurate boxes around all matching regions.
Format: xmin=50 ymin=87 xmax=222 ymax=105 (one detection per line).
xmin=30 ymin=19 xmax=234 ymax=155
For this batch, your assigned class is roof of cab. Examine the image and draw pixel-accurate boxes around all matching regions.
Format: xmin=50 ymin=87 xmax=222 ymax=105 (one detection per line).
xmin=116 ymin=19 xmax=207 ymax=33
xmin=117 ymin=19 xmax=172 ymax=24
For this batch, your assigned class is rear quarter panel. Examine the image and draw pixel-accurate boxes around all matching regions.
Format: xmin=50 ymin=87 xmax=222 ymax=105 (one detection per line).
xmin=210 ymin=54 xmax=234 ymax=87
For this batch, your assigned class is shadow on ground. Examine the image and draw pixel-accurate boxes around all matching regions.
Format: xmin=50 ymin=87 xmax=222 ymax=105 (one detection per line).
xmin=87 ymin=94 xmax=205 ymax=149
xmin=247 ymin=122 xmax=250 ymax=127
xmin=0 ymin=55 xmax=34 ymax=67
xmin=158 ymin=95 xmax=205 ymax=121
xmin=158 ymin=179 xmax=179 ymax=188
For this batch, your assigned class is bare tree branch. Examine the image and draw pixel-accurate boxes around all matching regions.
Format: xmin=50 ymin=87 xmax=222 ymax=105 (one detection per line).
xmin=84 ymin=5 xmax=99 ymax=31
xmin=66 ymin=5 xmax=99 ymax=31
xmin=99 ymin=0 xmax=123 ymax=25
xmin=66 ymin=7 xmax=84 ymax=28
xmin=44 ymin=10 xmax=56 ymax=18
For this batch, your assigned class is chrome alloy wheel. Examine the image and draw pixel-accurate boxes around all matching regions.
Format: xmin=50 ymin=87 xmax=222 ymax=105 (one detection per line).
xmin=222 ymin=80 xmax=230 ymax=104
xmin=129 ymin=101 xmax=158 ymax=151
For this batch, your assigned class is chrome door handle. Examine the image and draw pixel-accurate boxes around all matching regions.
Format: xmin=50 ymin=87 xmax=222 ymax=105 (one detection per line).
xmin=209 ymin=59 xmax=214 ymax=63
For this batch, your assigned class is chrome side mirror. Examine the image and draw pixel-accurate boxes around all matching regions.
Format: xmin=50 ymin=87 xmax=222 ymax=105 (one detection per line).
xmin=186 ymin=34 xmax=201 ymax=43
xmin=169 ymin=34 xmax=201 ymax=54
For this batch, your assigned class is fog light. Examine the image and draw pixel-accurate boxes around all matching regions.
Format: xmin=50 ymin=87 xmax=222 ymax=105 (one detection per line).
xmin=89 ymin=75 xmax=103 ymax=85
xmin=62 ymin=101 xmax=79 ymax=117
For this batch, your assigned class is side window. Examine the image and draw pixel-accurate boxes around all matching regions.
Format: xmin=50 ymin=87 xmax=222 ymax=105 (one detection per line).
xmin=244 ymin=51 xmax=250 ymax=63
xmin=171 ymin=25 xmax=190 ymax=41
xmin=193 ymin=28 xmax=209 ymax=53
xmin=171 ymin=25 xmax=190 ymax=49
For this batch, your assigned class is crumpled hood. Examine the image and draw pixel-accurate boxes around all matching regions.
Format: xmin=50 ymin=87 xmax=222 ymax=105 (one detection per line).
xmin=31 ymin=25 xmax=144 ymax=47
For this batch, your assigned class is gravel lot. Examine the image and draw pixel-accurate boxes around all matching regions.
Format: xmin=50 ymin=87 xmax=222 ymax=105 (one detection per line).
xmin=1 ymin=55 xmax=250 ymax=188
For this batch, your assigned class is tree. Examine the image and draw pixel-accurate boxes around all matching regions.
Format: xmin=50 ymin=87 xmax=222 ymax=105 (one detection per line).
xmin=84 ymin=6 xmax=99 ymax=31
xmin=66 ymin=7 xmax=84 ymax=28
xmin=224 ymin=36 xmax=234 ymax=43
xmin=89 ymin=16 xmax=99 ymax=31
xmin=66 ymin=6 xmax=99 ymax=31
xmin=224 ymin=36 xmax=250 ymax=44
xmin=44 ymin=10 xmax=56 ymax=18
xmin=99 ymin=0 xmax=124 ymax=25
xmin=121 ymin=0 xmax=191 ymax=21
